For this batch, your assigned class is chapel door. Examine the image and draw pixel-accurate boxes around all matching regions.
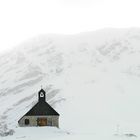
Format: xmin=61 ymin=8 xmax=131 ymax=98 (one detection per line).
xmin=37 ymin=118 xmax=47 ymax=126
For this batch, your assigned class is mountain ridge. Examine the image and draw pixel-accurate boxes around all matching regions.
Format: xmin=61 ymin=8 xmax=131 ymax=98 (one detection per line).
xmin=1 ymin=28 xmax=140 ymax=139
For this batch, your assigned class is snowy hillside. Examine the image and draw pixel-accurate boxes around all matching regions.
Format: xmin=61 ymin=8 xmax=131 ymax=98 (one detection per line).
xmin=1 ymin=28 xmax=140 ymax=139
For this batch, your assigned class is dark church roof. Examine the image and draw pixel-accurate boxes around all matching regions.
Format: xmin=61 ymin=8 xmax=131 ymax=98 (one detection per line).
xmin=24 ymin=101 xmax=59 ymax=116
xmin=19 ymin=88 xmax=59 ymax=120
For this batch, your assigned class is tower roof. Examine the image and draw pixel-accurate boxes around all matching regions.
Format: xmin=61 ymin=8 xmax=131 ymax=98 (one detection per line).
xmin=39 ymin=88 xmax=45 ymax=93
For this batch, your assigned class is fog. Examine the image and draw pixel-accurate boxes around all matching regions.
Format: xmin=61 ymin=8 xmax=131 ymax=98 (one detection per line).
xmin=0 ymin=0 xmax=140 ymax=52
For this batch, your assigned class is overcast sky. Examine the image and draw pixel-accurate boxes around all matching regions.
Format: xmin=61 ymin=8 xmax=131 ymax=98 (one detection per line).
xmin=0 ymin=0 xmax=140 ymax=52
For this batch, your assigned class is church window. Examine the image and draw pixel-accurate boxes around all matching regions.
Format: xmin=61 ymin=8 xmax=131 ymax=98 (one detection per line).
xmin=25 ymin=119 xmax=29 ymax=125
xmin=40 ymin=92 xmax=44 ymax=97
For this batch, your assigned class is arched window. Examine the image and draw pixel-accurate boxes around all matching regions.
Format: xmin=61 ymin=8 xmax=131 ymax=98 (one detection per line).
xmin=25 ymin=119 xmax=29 ymax=125
xmin=40 ymin=92 xmax=44 ymax=97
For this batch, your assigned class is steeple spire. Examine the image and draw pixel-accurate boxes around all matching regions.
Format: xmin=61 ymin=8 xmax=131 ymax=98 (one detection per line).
xmin=38 ymin=88 xmax=46 ymax=102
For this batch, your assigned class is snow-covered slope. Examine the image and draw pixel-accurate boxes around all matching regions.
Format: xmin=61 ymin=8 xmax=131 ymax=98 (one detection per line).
xmin=1 ymin=28 xmax=140 ymax=139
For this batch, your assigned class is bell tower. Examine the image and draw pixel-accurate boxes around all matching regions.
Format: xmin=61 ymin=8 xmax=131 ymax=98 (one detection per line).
xmin=38 ymin=88 xmax=46 ymax=102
